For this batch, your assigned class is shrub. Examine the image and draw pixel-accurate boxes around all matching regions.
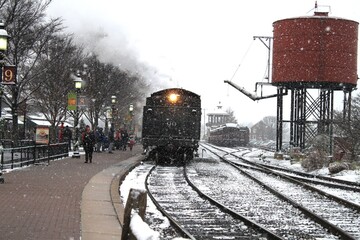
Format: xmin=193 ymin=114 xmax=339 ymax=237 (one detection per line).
xmin=301 ymin=149 xmax=329 ymax=172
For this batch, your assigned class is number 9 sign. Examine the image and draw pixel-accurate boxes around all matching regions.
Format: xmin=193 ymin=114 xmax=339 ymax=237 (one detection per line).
xmin=1 ymin=65 xmax=17 ymax=85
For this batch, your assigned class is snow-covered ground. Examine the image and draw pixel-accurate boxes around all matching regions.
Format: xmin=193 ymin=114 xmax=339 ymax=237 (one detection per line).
xmin=120 ymin=145 xmax=360 ymax=240
xmin=238 ymin=147 xmax=360 ymax=183
xmin=120 ymin=163 xmax=182 ymax=240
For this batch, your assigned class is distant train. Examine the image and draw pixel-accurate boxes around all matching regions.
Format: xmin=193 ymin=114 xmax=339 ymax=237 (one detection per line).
xmin=142 ymin=88 xmax=201 ymax=164
xmin=208 ymin=123 xmax=249 ymax=147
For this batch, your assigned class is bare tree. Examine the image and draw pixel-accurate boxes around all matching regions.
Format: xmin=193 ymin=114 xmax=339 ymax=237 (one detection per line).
xmin=262 ymin=116 xmax=277 ymax=140
xmin=80 ymin=54 xmax=144 ymax=131
xmin=1 ymin=0 xmax=148 ymax=144
xmin=0 ymin=0 xmax=7 ymax=9
xmin=29 ymin=34 xmax=83 ymax=143
xmin=333 ymin=94 xmax=360 ymax=161
xmin=225 ymin=108 xmax=237 ymax=123
xmin=1 ymin=0 xmax=63 ymax=144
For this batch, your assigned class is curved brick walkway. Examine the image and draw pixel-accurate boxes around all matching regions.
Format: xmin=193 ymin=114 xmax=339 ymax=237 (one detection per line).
xmin=0 ymin=145 xmax=144 ymax=240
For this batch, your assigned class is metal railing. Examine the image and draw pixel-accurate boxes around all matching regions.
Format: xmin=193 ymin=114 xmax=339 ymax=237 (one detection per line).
xmin=0 ymin=142 xmax=69 ymax=171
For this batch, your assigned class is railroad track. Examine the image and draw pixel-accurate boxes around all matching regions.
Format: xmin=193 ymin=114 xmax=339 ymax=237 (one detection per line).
xmin=201 ymin=143 xmax=360 ymax=239
xmin=146 ymin=165 xmax=282 ymax=239
xmin=204 ymin=143 xmax=360 ymax=205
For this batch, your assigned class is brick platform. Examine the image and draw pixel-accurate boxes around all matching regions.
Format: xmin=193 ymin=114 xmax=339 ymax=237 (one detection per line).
xmin=0 ymin=145 xmax=144 ymax=240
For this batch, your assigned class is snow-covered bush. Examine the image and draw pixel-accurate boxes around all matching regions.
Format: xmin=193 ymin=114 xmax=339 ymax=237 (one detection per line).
xmin=328 ymin=162 xmax=350 ymax=174
xmin=301 ymin=149 xmax=329 ymax=172
xmin=302 ymin=135 xmax=331 ymax=171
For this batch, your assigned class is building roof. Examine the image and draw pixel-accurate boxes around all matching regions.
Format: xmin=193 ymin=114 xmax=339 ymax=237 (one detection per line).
xmin=207 ymin=103 xmax=229 ymax=116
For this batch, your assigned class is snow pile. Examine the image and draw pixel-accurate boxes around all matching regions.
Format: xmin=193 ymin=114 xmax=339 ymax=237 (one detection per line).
xmin=130 ymin=213 xmax=160 ymax=240
xmin=129 ymin=207 xmax=190 ymax=240
xmin=120 ymin=163 xmax=178 ymax=239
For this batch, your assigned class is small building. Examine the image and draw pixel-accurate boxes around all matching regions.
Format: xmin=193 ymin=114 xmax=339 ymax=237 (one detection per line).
xmin=206 ymin=103 xmax=229 ymax=128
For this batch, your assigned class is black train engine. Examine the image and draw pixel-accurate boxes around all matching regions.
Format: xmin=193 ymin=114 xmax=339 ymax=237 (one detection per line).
xmin=208 ymin=123 xmax=249 ymax=147
xmin=142 ymin=88 xmax=201 ymax=164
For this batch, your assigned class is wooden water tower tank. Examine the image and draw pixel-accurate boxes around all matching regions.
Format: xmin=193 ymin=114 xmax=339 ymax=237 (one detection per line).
xmin=272 ymin=11 xmax=358 ymax=89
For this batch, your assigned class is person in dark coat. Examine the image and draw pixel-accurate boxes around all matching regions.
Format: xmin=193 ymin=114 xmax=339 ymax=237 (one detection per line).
xmin=63 ymin=125 xmax=72 ymax=150
xmin=95 ymin=128 xmax=104 ymax=152
xmin=82 ymin=125 xmax=95 ymax=163
xmin=121 ymin=129 xmax=129 ymax=151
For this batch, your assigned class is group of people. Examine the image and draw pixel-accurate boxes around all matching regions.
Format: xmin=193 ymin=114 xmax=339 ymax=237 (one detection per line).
xmin=94 ymin=127 xmax=134 ymax=152
xmin=59 ymin=123 xmax=136 ymax=163
xmin=82 ymin=125 xmax=135 ymax=163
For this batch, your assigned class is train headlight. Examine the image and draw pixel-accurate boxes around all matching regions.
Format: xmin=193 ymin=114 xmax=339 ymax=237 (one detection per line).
xmin=168 ymin=93 xmax=179 ymax=103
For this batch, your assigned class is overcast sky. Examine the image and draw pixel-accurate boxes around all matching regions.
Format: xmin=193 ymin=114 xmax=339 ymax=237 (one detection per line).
xmin=46 ymin=0 xmax=360 ymax=125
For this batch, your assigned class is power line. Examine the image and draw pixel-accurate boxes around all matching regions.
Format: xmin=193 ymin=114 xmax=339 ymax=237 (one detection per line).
xmin=229 ymin=39 xmax=255 ymax=81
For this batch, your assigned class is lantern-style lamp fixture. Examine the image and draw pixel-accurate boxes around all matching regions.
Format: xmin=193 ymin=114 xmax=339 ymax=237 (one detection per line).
xmin=0 ymin=22 xmax=9 ymax=52
xmin=111 ymin=95 xmax=117 ymax=104
xmin=74 ymin=75 xmax=83 ymax=89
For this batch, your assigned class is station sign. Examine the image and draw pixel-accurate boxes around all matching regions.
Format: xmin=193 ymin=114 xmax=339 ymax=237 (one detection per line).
xmin=1 ymin=65 xmax=17 ymax=85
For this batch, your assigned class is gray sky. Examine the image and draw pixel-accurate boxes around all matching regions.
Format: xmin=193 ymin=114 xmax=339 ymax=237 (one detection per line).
xmin=47 ymin=0 xmax=360 ymax=125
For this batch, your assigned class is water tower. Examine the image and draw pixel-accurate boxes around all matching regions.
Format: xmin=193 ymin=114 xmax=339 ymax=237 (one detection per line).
xmin=225 ymin=6 xmax=358 ymax=153
xmin=272 ymin=10 xmax=358 ymax=153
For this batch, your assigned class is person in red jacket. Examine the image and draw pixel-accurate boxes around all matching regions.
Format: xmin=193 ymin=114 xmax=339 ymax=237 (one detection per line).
xmin=58 ymin=122 xmax=64 ymax=142
xmin=128 ymin=136 xmax=136 ymax=151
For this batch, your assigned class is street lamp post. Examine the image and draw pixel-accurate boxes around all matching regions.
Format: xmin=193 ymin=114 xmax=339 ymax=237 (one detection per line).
xmin=0 ymin=22 xmax=9 ymax=120
xmin=0 ymin=22 xmax=9 ymax=184
xmin=104 ymin=106 xmax=111 ymax=135
xmin=91 ymin=98 xmax=97 ymax=129
xmin=111 ymin=95 xmax=117 ymax=129
xmin=108 ymin=96 xmax=116 ymax=153
xmin=129 ymin=104 xmax=134 ymax=133
xmin=72 ymin=75 xmax=83 ymax=158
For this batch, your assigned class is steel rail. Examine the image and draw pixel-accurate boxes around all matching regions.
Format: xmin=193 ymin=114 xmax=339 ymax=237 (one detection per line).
xmin=201 ymin=143 xmax=357 ymax=240
xmin=145 ymin=165 xmax=196 ymax=240
xmin=183 ymin=164 xmax=283 ymax=240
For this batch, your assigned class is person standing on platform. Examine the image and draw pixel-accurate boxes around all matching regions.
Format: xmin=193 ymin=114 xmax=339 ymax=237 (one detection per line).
xmin=95 ymin=127 xmax=104 ymax=152
xmin=58 ymin=122 xmax=64 ymax=142
xmin=121 ymin=129 xmax=129 ymax=151
xmin=82 ymin=125 xmax=95 ymax=163
xmin=63 ymin=125 xmax=72 ymax=150
xmin=128 ymin=136 xmax=135 ymax=151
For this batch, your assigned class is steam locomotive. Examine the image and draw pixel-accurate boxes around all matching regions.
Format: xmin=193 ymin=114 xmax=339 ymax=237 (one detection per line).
xmin=208 ymin=123 xmax=249 ymax=147
xmin=142 ymin=88 xmax=201 ymax=164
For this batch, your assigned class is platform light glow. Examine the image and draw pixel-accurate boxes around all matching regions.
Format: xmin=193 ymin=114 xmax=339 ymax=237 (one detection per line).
xmin=168 ymin=93 xmax=179 ymax=103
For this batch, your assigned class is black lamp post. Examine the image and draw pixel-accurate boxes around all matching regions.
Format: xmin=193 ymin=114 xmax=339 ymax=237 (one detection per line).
xmin=72 ymin=74 xmax=83 ymax=158
xmin=0 ymin=22 xmax=9 ymax=184
xmin=104 ymin=106 xmax=111 ymax=135
xmin=129 ymin=104 xmax=134 ymax=133
xmin=111 ymin=95 xmax=116 ymax=129
xmin=0 ymin=22 xmax=9 ymax=120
